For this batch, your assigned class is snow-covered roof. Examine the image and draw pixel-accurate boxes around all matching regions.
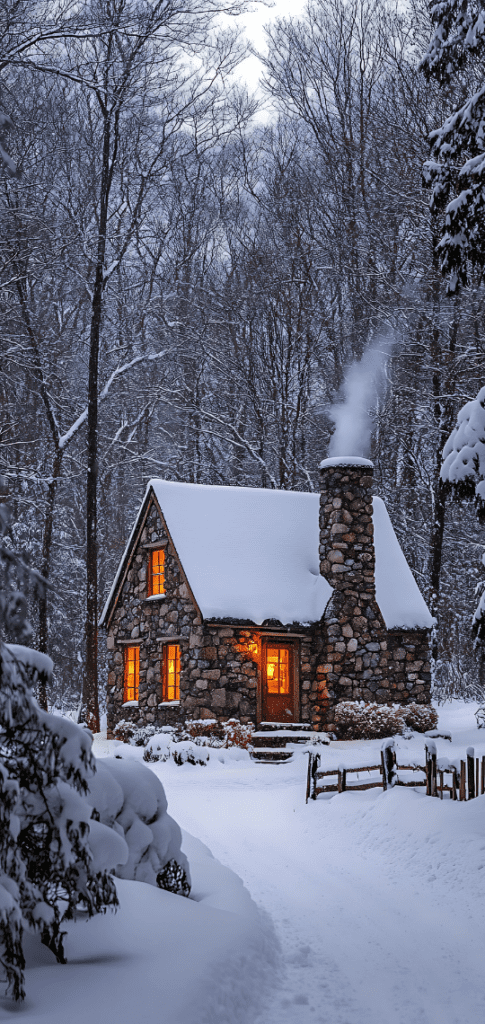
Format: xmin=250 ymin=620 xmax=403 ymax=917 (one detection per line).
xmin=149 ymin=480 xmax=332 ymax=626
xmin=101 ymin=480 xmax=432 ymax=630
xmin=372 ymin=498 xmax=434 ymax=630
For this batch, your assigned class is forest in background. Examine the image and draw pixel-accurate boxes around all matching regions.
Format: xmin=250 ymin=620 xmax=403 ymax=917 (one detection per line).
xmin=1 ymin=0 xmax=484 ymax=715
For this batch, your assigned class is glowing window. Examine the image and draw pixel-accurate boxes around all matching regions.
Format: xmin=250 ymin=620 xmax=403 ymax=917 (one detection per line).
xmin=266 ymin=647 xmax=290 ymax=694
xmin=163 ymin=644 xmax=180 ymax=702
xmin=124 ymin=646 xmax=139 ymax=702
xmin=149 ymin=548 xmax=165 ymax=596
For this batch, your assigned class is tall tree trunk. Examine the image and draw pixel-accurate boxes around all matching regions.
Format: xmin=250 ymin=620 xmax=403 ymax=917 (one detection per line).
xmin=82 ymin=111 xmax=112 ymax=733
xmin=428 ymin=231 xmax=458 ymax=670
xmin=37 ymin=447 xmax=64 ymax=709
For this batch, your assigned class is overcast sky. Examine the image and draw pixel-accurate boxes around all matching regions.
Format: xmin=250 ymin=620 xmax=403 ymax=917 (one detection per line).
xmin=233 ymin=0 xmax=307 ymax=96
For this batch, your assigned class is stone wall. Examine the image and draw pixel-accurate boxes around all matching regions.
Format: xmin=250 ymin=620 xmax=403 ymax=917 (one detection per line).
xmin=106 ymin=500 xmax=263 ymax=734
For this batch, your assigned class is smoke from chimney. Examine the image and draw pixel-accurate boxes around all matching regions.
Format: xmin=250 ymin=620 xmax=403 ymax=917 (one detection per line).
xmin=328 ymin=333 xmax=395 ymax=458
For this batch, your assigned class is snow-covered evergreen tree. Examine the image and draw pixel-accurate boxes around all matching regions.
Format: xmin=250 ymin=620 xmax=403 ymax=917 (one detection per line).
xmin=420 ymin=0 xmax=485 ymax=290
xmin=0 ymin=504 xmax=118 ymax=1000
xmin=441 ymin=386 xmax=485 ymax=636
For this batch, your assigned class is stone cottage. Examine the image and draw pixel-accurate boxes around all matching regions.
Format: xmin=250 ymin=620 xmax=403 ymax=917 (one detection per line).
xmin=100 ymin=457 xmax=433 ymax=737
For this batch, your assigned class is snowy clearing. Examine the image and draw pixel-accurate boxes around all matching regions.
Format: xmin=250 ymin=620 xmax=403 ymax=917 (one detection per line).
xmin=4 ymin=700 xmax=485 ymax=1024
xmin=146 ymin=700 xmax=485 ymax=1024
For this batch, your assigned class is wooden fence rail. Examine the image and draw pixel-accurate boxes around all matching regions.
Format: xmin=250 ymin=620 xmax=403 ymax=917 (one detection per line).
xmin=305 ymin=742 xmax=485 ymax=804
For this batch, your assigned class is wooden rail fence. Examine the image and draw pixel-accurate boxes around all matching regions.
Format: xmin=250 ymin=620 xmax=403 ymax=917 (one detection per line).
xmin=305 ymin=741 xmax=485 ymax=804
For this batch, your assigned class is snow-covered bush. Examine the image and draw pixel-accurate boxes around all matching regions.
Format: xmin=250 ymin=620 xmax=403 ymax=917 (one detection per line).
xmin=223 ymin=718 xmax=254 ymax=749
xmin=143 ymin=732 xmax=173 ymax=763
xmin=333 ymin=701 xmax=438 ymax=740
xmin=182 ymin=718 xmax=225 ymax=745
xmin=87 ymin=758 xmax=190 ymax=895
xmin=113 ymin=720 xmax=161 ymax=746
xmin=404 ymin=703 xmax=438 ymax=733
xmin=171 ymin=741 xmax=211 ymax=766
xmin=476 ymin=706 xmax=485 ymax=729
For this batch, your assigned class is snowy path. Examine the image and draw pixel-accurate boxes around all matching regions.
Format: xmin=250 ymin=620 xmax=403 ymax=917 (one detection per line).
xmin=161 ymin=744 xmax=485 ymax=1024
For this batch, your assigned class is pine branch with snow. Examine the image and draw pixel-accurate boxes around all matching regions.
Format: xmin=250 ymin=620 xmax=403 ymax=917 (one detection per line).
xmin=420 ymin=0 xmax=485 ymax=290
xmin=0 ymin=507 xmax=119 ymax=999
xmin=441 ymin=386 xmax=485 ymax=636
xmin=441 ymin=385 xmax=485 ymax=511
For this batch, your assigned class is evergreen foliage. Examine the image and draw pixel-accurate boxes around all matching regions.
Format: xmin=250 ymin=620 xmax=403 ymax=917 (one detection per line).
xmin=441 ymin=386 xmax=485 ymax=639
xmin=0 ymin=507 xmax=118 ymax=1001
xmin=421 ymin=0 xmax=485 ymax=290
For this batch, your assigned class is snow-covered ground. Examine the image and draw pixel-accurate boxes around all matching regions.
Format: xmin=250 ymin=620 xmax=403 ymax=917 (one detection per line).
xmin=150 ymin=700 xmax=485 ymax=1024
xmin=4 ymin=700 xmax=485 ymax=1023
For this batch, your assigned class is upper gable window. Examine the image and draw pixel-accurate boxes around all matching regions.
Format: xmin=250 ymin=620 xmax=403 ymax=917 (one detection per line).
xmin=148 ymin=548 xmax=165 ymax=596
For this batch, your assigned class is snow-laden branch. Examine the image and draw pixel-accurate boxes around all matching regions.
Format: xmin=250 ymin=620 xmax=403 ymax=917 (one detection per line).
xmin=192 ymin=408 xmax=279 ymax=490
xmin=441 ymin=385 xmax=485 ymax=503
xmin=58 ymin=348 xmax=171 ymax=450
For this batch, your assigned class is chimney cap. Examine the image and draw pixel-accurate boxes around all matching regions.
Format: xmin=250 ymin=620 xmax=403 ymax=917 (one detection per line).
xmin=319 ymin=456 xmax=374 ymax=470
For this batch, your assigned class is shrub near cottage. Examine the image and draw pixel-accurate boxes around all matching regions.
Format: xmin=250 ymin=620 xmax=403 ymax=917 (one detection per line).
xmin=333 ymin=701 xmax=438 ymax=740
xmin=223 ymin=718 xmax=254 ymax=749
xmin=183 ymin=718 xmax=225 ymax=745
xmin=142 ymin=718 xmax=254 ymax=764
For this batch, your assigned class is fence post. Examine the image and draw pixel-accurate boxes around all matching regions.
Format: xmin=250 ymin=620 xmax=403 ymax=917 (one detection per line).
xmin=309 ymin=752 xmax=320 ymax=801
xmin=337 ymin=766 xmax=347 ymax=793
xmin=306 ymin=752 xmax=314 ymax=804
xmin=381 ymin=739 xmax=396 ymax=791
xmin=482 ymin=756 xmax=485 ymax=796
xmin=425 ymin=740 xmax=437 ymax=797
xmin=467 ymin=747 xmax=475 ymax=799
xmin=451 ymin=767 xmax=458 ymax=801
xmin=460 ymin=760 xmax=466 ymax=801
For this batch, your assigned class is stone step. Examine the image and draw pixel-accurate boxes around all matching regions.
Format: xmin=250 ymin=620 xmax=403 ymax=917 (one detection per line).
xmin=250 ymin=748 xmax=294 ymax=763
xmin=258 ymin=721 xmax=313 ymax=733
xmin=252 ymin=731 xmax=313 ymax=748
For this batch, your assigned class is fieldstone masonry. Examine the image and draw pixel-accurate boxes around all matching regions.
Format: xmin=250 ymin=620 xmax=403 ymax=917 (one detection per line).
xmin=107 ymin=500 xmax=262 ymax=736
xmin=316 ymin=460 xmax=431 ymax=730
xmin=105 ymin=464 xmax=431 ymax=737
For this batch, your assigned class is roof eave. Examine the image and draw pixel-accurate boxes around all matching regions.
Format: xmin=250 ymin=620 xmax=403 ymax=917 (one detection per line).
xmin=99 ymin=487 xmax=153 ymax=630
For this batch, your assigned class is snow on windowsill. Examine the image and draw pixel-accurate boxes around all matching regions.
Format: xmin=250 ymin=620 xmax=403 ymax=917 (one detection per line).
xmin=144 ymin=594 xmax=167 ymax=602
xmin=158 ymin=700 xmax=180 ymax=706
xmin=122 ymin=700 xmax=139 ymax=707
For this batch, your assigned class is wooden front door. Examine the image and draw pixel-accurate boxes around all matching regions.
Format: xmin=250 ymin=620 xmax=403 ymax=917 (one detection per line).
xmin=262 ymin=642 xmax=295 ymax=722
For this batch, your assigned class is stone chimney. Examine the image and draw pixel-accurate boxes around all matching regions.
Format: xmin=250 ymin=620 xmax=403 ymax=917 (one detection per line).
xmin=318 ymin=456 xmax=385 ymax=707
xmin=319 ymin=457 xmax=376 ymax=600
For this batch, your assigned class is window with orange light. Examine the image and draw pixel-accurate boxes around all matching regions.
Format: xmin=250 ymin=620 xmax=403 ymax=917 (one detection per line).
xmin=162 ymin=644 xmax=180 ymax=702
xmin=266 ymin=647 xmax=290 ymax=694
xmin=124 ymin=646 xmax=139 ymax=702
xmin=148 ymin=548 xmax=165 ymax=596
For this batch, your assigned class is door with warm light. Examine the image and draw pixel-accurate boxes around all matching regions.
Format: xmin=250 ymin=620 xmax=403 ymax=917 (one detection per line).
xmin=262 ymin=642 xmax=295 ymax=722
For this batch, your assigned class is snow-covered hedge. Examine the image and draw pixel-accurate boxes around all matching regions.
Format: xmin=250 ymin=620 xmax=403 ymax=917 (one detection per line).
xmin=334 ymin=701 xmax=438 ymax=740
xmin=87 ymin=758 xmax=190 ymax=895
xmin=117 ymin=717 xmax=255 ymax=765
